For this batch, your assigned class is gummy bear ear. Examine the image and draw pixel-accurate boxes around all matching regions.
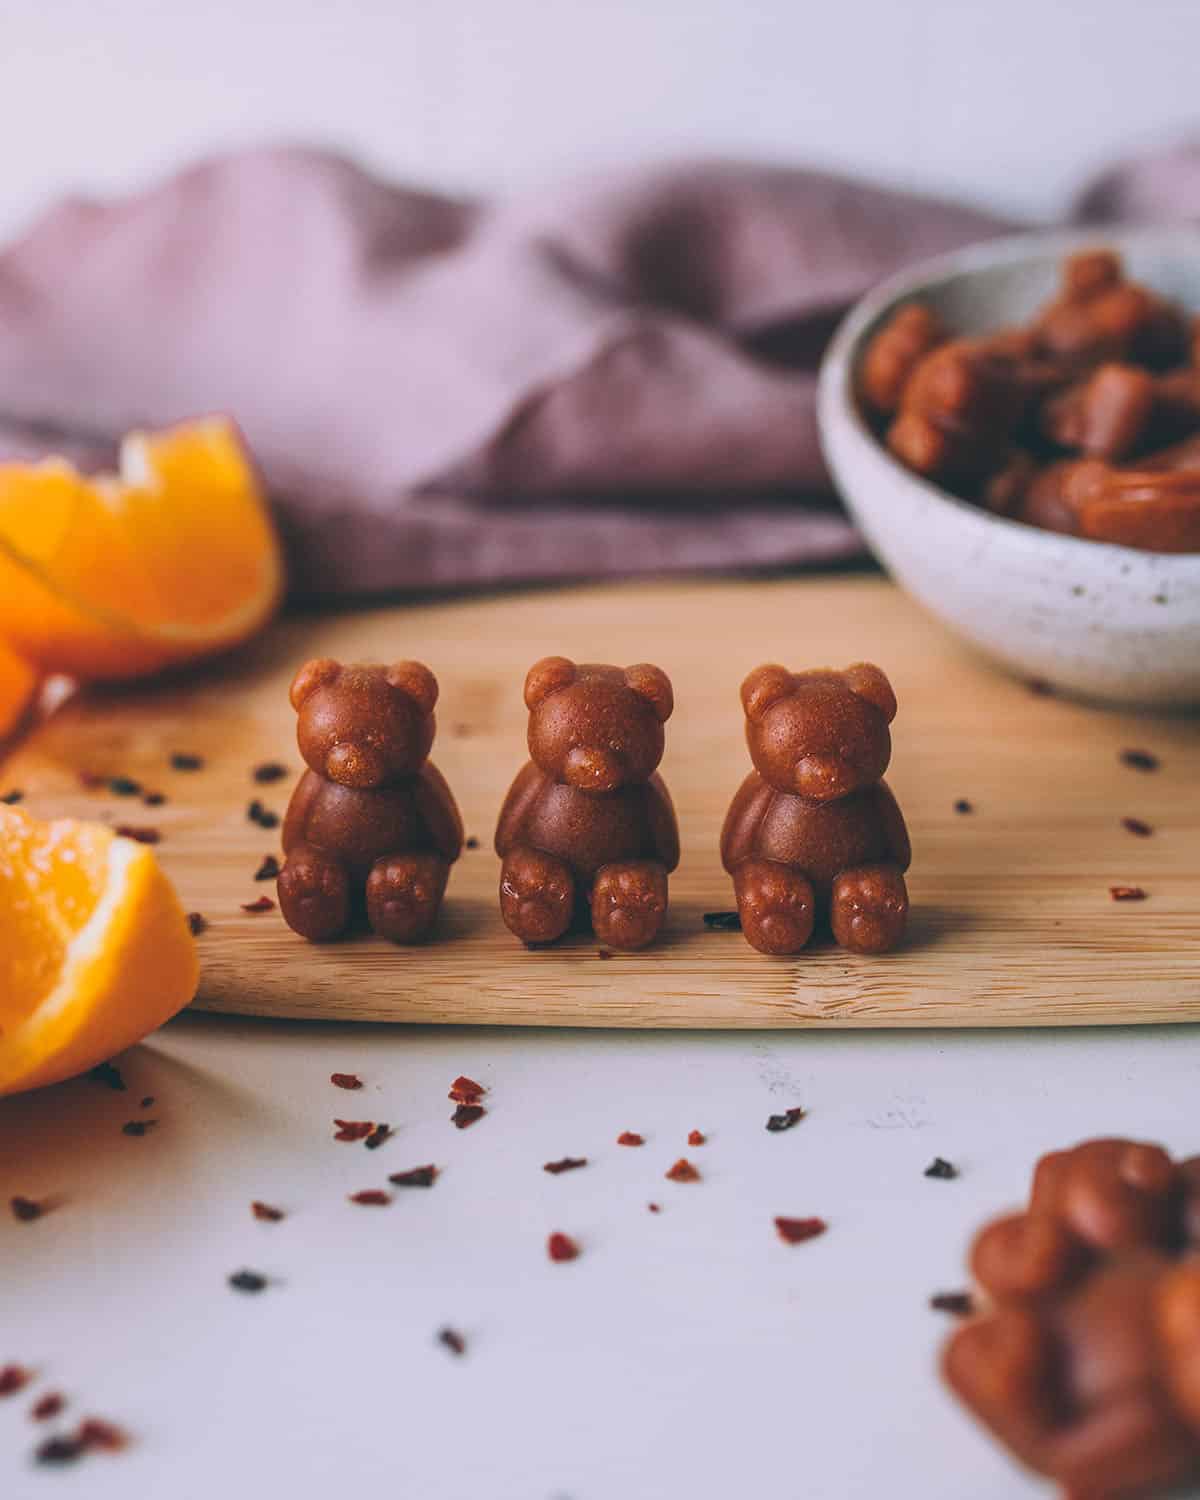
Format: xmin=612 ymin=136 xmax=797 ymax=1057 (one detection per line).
xmin=386 ymin=660 xmax=439 ymax=717
xmin=524 ymin=656 xmax=577 ymax=710
xmin=842 ymin=662 xmax=897 ymax=724
xmin=741 ymin=664 xmax=793 ymax=723
xmin=624 ymin=664 xmax=673 ymax=723
xmin=289 ymin=657 xmax=341 ymax=711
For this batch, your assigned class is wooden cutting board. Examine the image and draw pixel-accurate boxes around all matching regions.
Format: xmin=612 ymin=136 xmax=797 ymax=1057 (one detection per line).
xmin=3 ymin=577 xmax=1197 ymax=1027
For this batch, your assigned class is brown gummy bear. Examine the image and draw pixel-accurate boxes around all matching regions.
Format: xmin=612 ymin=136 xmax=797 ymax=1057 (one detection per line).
xmin=1033 ymin=251 xmax=1189 ymax=371
xmin=494 ymin=658 xmax=679 ymax=951
xmin=943 ymin=1137 xmax=1200 ymax=1500
xmin=720 ymin=663 xmax=910 ymax=956
xmin=276 ymin=659 xmax=463 ymax=942
xmin=857 ymin=302 xmax=946 ymax=417
xmin=1021 ymin=457 xmax=1200 ymax=552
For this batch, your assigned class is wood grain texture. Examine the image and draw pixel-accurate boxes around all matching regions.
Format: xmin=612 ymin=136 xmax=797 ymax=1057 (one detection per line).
xmin=2 ymin=577 xmax=1197 ymax=1028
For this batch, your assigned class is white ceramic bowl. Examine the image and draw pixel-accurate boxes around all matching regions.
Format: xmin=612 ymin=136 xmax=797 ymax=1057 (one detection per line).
xmin=817 ymin=228 xmax=1200 ymax=707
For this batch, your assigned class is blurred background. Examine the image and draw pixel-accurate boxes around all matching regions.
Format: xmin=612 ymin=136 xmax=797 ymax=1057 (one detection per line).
xmin=3 ymin=0 xmax=1199 ymax=236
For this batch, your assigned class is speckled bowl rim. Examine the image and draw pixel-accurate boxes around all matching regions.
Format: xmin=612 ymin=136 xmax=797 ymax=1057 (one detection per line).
xmin=817 ymin=225 xmax=1200 ymax=583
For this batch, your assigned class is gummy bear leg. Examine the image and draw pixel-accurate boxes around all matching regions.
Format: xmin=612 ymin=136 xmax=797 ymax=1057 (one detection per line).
xmin=365 ymin=852 xmax=449 ymax=943
xmin=499 ymin=846 xmax=575 ymax=945
xmin=830 ymin=861 xmax=908 ymax=954
xmin=277 ymin=843 xmax=352 ymax=942
xmin=732 ymin=859 xmax=815 ymax=955
xmin=591 ymin=860 xmax=668 ymax=951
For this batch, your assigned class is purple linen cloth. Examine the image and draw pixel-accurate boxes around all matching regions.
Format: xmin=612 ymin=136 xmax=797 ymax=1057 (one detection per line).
xmin=0 ymin=144 xmax=1190 ymax=599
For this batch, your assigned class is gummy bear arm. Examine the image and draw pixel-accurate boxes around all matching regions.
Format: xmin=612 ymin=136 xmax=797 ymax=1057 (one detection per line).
xmin=645 ymin=774 xmax=680 ymax=873
xmin=414 ymin=762 xmax=465 ymax=862
xmin=874 ymin=781 xmax=912 ymax=871
xmin=719 ymin=771 xmax=774 ymax=874
xmin=493 ymin=761 xmax=545 ymax=857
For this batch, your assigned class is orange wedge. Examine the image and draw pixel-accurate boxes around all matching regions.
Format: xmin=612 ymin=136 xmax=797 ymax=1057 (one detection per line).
xmin=0 ymin=636 xmax=38 ymax=742
xmin=0 ymin=807 xmax=198 ymax=1097
xmin=0 ymin=418 xmax=283 ymax=680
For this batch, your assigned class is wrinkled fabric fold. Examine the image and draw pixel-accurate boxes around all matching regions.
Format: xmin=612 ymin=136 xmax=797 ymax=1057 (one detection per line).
xmin=0 ymin=143 xmax=1192 ymax=598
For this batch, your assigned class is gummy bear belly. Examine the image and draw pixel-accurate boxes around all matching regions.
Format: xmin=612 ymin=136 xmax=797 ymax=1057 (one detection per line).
xmin=291 ymin=778 xmax=429 ymax=880
xmin=520 ymin=783 xmax=654 ymax=882
xmin=754 ymin=789 xmax=888 ymax=889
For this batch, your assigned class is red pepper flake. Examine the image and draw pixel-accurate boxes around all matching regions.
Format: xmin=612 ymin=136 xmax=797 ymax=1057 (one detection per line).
xmin=452 ymin=1103 xmax=486 ymax=1129
xmin=930 ymin=1291 xmax=974 ymax=1317
xmin=331 ymin=1073 xmax=363 ymax=1090
xmin=597 ymin=948 xmax=613 ymax=959
xmin=617 ymin=1131 xmax=644 ymax=1146
xmin=437 ymin=1327 xmax=466 ymax=1356
xmin=774 ymin=1216 xmax=827 ymax=1245
xmin=1110 ymin=886 xmax=1147 ymax=901
xmin=547 ymin=1231 xmax=580 ymax=1262
xmin=364 ymin=1123 xmax=392 ymax=1151
xmin=464 ymin=836 xmax=480 ymax=850
xmin=31 ymin=1392 xmax=65 ymax=1422
xmin=114 ymin=825 xmax=161 ymax=844
xmin=89 ymin=1061 xmax=126 ymax=1091
xmin=1 ymin=789 xmax=23 ymax=804
xmin=140 ymin=1096 xmax=155 ymax=1109
xmin=78 ymin=770 xmax=107 ymax=789
xmin=665 ymin=1158 xmax=700 ymax=1182
xmin=108 ymin=776 xmax=141 ymax=797
xmin=228 ymin=1270 xmax=268 ymax=1293
xmin=333 ymin=1120 xmax=375 ymax=1141
xmin=1120 ymin=748 xmax=1159 ymax=771
xmin=648 ymin=1202 xmax=661 ymax=1213
xmin=0 ymin=1365 xmax=32 ymax=1396
xmin=349 ymin=1190 xmax=391 ymax=1206
xmin=247 ymin=798 xmax=280 ymax=829
xmin=35 ymin=1435 xmax=85 ymax=1466
xmin=687 ymin=1130 xmax=706 ymax=1147
xmin=703 ymin=910 xmax=741 ymax=931
xmin=389 ymin=1164 xmax=438 ymax=1188
xmin=240 ymin=895 xmax=275 ymax=913
xmin=142 ymin=790 xmax=166 ymax=806
xmin=953 ymin=798 xmax=973 ymax=815
xmin=77 ymin=1418 xmax=128 ymax=1452
xmin=543 ymin=1156 xmax=587 ymax=1175
xmin=187 ymin=912 xmax=208 ymax=936
xmin=251 ymin=1201 xmax=285 ymax=1221
xmin=924 ymin=1157 xmax=958 ymax=1180
xmin=1027 ymin=677 xmax=1053 ymax=696
xmin=254 ymin=855 xmax=281 ymax=881
xmin=11 ymin=1196 xmax=44 ymax=1222
xmin=765 ymin=1106 xmax=806 ymax=1132
xmin=170 ymin=752 xmax=204 ymax=771
xmin=122 ymin=1120 xmax=157 ymax=1137
xmin=1121 ymin=817 xmax=1154 ymax=837
xmin=448 ymin=1075 xmax=485 ymax=1103
xmin=252 ymin=762 xmax=289 ymax=784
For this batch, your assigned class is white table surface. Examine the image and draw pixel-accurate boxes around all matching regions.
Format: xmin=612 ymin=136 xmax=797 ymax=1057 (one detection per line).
xmin=3 ymin=1016 xmax=1199 ymax=1500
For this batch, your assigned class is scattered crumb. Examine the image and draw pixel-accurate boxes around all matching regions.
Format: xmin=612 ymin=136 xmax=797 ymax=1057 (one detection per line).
xmin=0 ymin=1366 xmax=32 ymax=1397
xmin=1110 ymin=886 xmax=1147 ymax=902
xmin=953 ymin=799 xmax=973 ymax=815
xmin=774 ymin=1216 xmax=827 ymax=1245
xmin=10 ymin=1197 xmax=45 ymax=1222
xmin=1120 ymin=748 xmax=1159 ymax=772
xmin=333 ymin=1120 xmax=375 ymax=1142
xmin=930 ymin=1291 xmax=974 ymax=1317
xmin=924 ymin=1157 xmax=958 ymax=1180
xmin=114 ymin=825 xmax=161 ymax=844
xmin=364 ymin=1123 xmax=393 ymax=1151
xmin=465 ymin=836 xmax=480 ymax=850
xmin=251 ymin=1202 xmax=285 ymax=1222
xmin=254 ymin=855 xmax=281 ymax=881
xmin=547 ymin=1232 xmax=580 ymax=1262
xmin=687 ymin=1130 xmax=706 ymax=1147
xmin=331 ymin=1073 xmax=363 ymax=1090
xmin=121 ymin=1120 xmax=158 ymax=1137
xmin=452 ymin=1104 xmax=486 ymax=1129
xmin=348 ymin=1190 xmax=391 ymax=1206
xmin=765 ymin=1107 xmax=806 ymax=1133
xmin=543 ymin=1157 xmax=587 ymax=1175
xmin=665 ymin=1158 xmax=700 ymax=1183
xmin=187 ymin=912 xmax=208 ymax=936
xmin=1121 ymin=817 xmax=1153 ymax=837
xmin=252 ymin=762 xmax=288 ymax=784
xmin=617 ymin=1131 xmax=644 ymax=1147
xmin=437 ymin=1327 xmax=466 ymax=1356
xmin=240 ymin=895 xmax=275 ymax=913
xmin=30 ymin=1393 xmax=64 ymax=1423
xmin=88 ymin=1062 xmax=125 ymax=1092
xmin=703 ymin=911 xmax=741 ymax=931
xmin=448 ymin=1076 xmax=486 ymax=1104
xmin=389 ymin=1165 xmax=438 ymax=1188
xmin=170 ymin=753 xmax=204 ymax=772
xmin=228 ymin=1270 xmax=268 ymax=1293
